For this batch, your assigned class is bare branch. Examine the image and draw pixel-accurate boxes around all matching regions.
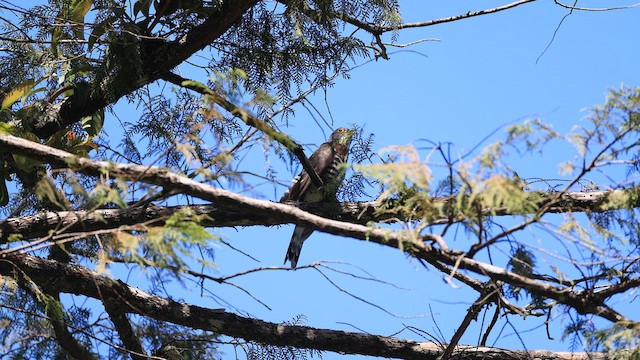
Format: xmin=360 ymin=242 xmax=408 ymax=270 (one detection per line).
xmin=0 ymin=252 xmax=609 ymax=360
xmin=553 ymin=0 xmax=640 ymax=11
xmin=381 ymin=0 xmax=537 ymax=32
xmin=442 ymin=289 xmax=498 ymax=360
xmin=280 ymin=0 xmax=536 ymax=35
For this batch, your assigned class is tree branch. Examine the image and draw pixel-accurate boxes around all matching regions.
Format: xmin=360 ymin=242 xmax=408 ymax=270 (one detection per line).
xmin=0 ymin=252 xmax=608 ymax=360
xmin=19 ymin=281 xmax=98 ymax=360
xmin=103 ymin=300 xmax=148 ymax=360
xmin=25 ymin=0 xmax=260 ymax=139
xmin=378 ymin=0 xmax=538 ymax=32
xmin=287 ymin=0 xmax=537 ymax=55
xmin=2 ymin=187 xmax=637 ymax=244
xmin=553 ymin=0 xmax=640 ymax=11
xmin=281 ymin=0 xmax=536 ymax=35
xmin=442 ymin=289 xmax=497 ymax=359
xmin=0 ymin=133 xmax=633 ymax=324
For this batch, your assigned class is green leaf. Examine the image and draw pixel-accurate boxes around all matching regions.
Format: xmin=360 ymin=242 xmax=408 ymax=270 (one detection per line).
xmin=11 ymin=132 xmax=41 ymax=174
xmin=1 ymin=81 xmax=35 ymax=111
xmin=51 ymin=0 xmax=92 ymax=54
xmin=69 ymin=0 xmax=93 ymax=39
xmin=11 ymin=154 xmax=39 ymax=174
xmin=82 ymin=108 xmax=104 ymax=137
xmin=35 ymin=177 xmax=66 ymax=210
xmin=70 ymin=0 xmax=93 ymax=22
xmin=0 ymin=122 xmax=15 ymax=135
xmin=1 ymin=75 xmax=49 ymax=111
xmin=51 ymin=30 xmax=61 ymax=57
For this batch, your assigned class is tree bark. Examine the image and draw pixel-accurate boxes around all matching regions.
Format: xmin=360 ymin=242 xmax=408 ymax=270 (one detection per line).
xmin=25 ymin=0 xmax=260 ymax=139
xmin=0 ymin=133 xmax=635 ymax=324
xmin=1 ymin=184 xmax=634 ymax=243
xmin=0 ymin=252 xmax=607 ymax=360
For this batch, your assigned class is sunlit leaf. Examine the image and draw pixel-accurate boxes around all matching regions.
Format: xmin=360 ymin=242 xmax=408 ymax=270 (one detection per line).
xmin=69 ymin=0 xmax=93 ymax=39
xmin=181 ymin=80 xmax=212 ymax=93
xmin=1 ymin=81 xmax=35 ymax=111
xmin=0 ymin=122 xmax=15 ymax=135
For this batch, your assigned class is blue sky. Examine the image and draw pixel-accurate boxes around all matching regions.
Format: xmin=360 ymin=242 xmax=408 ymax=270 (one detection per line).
xmin=5 ymin=1 xmax=640 ymax=358
xmin=201 ymin=2 xmax=640 ymax=359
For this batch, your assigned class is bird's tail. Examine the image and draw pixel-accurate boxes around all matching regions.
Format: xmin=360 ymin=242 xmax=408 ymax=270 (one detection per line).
xmin=284 ymin=225 xmax=315 ymax=268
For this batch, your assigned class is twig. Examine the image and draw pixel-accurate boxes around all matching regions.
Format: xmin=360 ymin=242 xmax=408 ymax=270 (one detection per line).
xmin=378 ymin=0 xmax=537 ymax=32
xmin=0 ymin=133 xmax=632 ymax=324
xmin=553 ymin=0 xmax=640 ymax=11
xmin=441 ymin=289 xmax=498 ymax=359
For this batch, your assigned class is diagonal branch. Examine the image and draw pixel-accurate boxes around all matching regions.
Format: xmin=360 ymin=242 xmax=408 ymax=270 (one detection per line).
xmin=161 ymin=71 xmax=324 ymax=187
xmin=27 ymin=0 xmax=260 ymax=139
xmin=104 ymin=300 xmax=147 ymax=360
xmin=594 ymin=277 xmax=640 ymax=301
xmin=441 ymin=289 xmax=498 ymax=360
xmin=0 ymin=252 xmax=607 ymax=360
xmin=377 ymin=0 xmax=538 ymax=32
xmin=281 ymin=0 xmax=536 ymax=35
xmin=0 ymin=133 xmax=633 ymax=324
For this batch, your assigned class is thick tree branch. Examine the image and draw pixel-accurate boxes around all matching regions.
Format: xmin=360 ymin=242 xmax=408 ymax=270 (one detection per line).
xmin=104 ymin=301 xmax=148 ymax=360
xmin=0 ymin=252 xmax=607 ymax=360
xmin=26 ymin=0 xmax=260 ymax=139
xmin=0 ymin=133 xmax=634 ymax=324
xmin=2 ymin=188 xmax=636 ymax=243
xmin=19 ymin=281 xmax=98 ymax=360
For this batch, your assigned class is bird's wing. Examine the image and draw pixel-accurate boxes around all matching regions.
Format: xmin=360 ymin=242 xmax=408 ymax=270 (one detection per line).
xmin=280 ymin=142 xmax=334 ymax=202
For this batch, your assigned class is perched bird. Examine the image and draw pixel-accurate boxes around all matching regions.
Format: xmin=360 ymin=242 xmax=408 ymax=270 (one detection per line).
xmin=281 ymin=127 xmax=355 ymax=268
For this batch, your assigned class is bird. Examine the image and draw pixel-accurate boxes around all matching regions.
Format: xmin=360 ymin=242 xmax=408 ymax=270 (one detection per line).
xmin=280 ymin=127 xmax=355 ymax=268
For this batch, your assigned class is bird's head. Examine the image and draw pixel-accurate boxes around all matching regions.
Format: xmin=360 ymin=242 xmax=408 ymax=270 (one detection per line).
xmin=330 ymin=127 xmax=355 ymax=146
